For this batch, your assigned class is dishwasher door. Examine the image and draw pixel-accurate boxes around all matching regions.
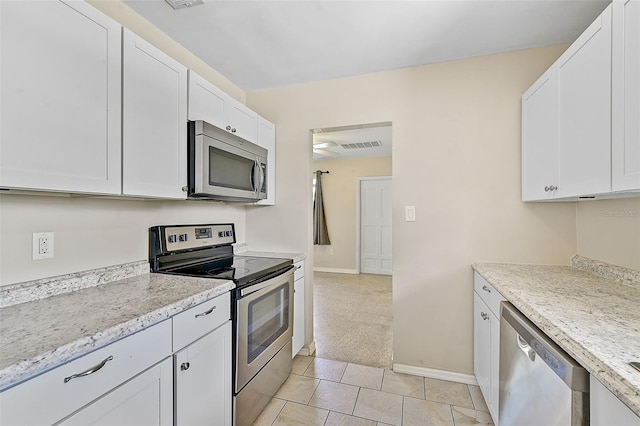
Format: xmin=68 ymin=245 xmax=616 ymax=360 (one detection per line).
xmin=499 ymin=302 xmax=589 ymax=426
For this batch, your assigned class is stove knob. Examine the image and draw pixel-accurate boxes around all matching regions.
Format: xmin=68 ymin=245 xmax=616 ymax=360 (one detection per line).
xmin=168 ymin=235 xmax=177 ymax=243
xmin=179 ymin=234 xmax=188 ymax=242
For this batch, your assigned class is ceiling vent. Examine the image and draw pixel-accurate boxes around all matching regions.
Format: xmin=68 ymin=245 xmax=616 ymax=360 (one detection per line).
xmin=164 ymin=0 xmax=204 ymax=10
xmin=341 ymin=140 xmax=382 ymax=150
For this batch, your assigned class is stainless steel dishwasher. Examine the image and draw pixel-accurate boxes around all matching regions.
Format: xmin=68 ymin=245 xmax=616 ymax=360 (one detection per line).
xmin=499 ymin=302 xmax=589 ymax=426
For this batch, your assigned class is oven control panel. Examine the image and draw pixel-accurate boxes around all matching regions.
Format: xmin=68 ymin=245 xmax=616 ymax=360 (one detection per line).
xmin=163 ymin=224 xmax=235 ymax=252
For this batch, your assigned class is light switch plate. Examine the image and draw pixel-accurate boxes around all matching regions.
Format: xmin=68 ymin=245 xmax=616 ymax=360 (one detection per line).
xmin=405 ymin=206 xmax=416 ymax=222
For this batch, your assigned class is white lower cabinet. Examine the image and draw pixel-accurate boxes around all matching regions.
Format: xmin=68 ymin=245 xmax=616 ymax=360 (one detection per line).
xmin=591 ymin=375 xmax=640 ymax=425
xmin=174 ymin=322 xmax=232 ymax=426
xmin=58 ymin=358 xmax=173 ymax=426
xmin=0 ymin=320 xmax=172 ymax=425
xmin=292 ymin=261 xmax=305 ymax=356
xmin=473 ymin=273 xmax=505 ymax=424
xmin=0 ymin=293 xmax=233 ymax=426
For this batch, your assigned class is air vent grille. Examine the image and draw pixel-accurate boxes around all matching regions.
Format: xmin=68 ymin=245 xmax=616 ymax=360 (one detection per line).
xmin=341 ymin=140 xmax=382 ymax=150
xmin=165 ymin=0 xmax=204 ymax=10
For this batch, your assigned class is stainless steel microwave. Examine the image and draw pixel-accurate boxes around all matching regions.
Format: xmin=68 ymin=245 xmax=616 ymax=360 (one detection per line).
xmin=188 ymin=120 xmax=267 ymax=202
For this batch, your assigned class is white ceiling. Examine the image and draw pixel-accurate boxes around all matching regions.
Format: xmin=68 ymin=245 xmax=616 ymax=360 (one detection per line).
xmin=124 ymin=0 xmax=610 ymax=92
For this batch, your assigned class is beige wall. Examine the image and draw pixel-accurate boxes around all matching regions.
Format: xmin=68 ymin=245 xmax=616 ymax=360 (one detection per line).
xmin=0 ymin=195 xmax=245 ymax=285
xmin=311 ymin=157 xmax=392 ymax=271
xmin=246 ymin=45 xmax=578 ymax=375
xmin=577 ymin=198 xmax=640 ymax=270
xmin=0 ymin=1 xmax=249 ymax=286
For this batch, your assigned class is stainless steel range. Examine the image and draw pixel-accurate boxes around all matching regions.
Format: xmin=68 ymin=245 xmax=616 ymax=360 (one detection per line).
xmin=149 ymin=223 xmax=294 ymax=426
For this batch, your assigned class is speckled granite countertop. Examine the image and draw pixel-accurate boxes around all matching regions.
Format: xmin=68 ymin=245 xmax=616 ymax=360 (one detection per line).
xmin=472 ymin=258 xmax=640 ymax=417
xmin=0 ymin=265 xmax=233 ymax=391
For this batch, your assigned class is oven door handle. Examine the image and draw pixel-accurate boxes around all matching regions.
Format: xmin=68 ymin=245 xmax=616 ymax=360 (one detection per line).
xmin=239 ymin=265 xmax=296 ymax=297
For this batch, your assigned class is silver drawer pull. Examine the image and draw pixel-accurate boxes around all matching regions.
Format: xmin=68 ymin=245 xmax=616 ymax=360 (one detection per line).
xmin=195 ymin=305 xmax=216 ymax=318
xmin=64 ymin=355 xmax=113 ymax=383
xmin=181 ymin=362 xmax=191 ymax=371
xmin=480 ymin=312 xmax=489 ymax=321
xmin=482 ymin=285 xmax=491 ymax=293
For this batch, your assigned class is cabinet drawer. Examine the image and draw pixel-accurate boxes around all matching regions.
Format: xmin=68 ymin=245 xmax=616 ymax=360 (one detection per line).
xmin=473 ymin=272 xmax=505 ymax=317
xmin=172 ymin=292 xmax=230 ymax=351
xmin=0 ymin=320 xmax=171 ymax=426
xmin=294 ymin=261 xmax=304 ymax=281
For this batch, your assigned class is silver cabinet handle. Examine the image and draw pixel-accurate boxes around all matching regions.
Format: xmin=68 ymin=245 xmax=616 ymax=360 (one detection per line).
xmin=482 ymin=285 xmax=491 ymax=293
xmin=545 ymin=186 xmax=550 ymax=192
xmin=545 ymin=185 xmax=558 ymax=192
xmin=231 ymin=128 xmax=236 ymax=133
xmin=226 ymin=125 xmax=232 ymax=131
xmin=181 ymin=362 xmax=190 ymax=371
xmin=64 ymin=355 xmax=113 ymax=383
xmin=480 ymin=312 xmax=489 ymax=321
xmin=195 ymin=305 xmax=216 ymax=318
xmin=181 ymin=186 xmax=188 ymax=192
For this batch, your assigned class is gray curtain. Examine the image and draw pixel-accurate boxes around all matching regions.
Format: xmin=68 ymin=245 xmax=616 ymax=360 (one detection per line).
xmin=313 ymin=170 xmax=331 ymax=245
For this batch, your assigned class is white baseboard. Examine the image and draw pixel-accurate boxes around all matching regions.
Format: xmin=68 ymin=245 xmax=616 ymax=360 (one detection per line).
xmin=392 ymin=363 xmax=478 ymax=386
xmin=297 ymin=340 xmax=316 ymax=357
xmin=313 ymin=267 xmax=358 ymax=274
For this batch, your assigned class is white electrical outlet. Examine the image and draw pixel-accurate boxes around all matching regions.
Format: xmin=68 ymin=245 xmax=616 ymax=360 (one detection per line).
xmin=33 ymin=232 xmax=54 ymax=260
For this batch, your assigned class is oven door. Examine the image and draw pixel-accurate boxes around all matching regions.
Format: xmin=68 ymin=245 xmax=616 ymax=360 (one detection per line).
xmin=236 ymin=268 xmax=294 ymax=392
xmin=194 ymin=133 xmax=265 ymax=201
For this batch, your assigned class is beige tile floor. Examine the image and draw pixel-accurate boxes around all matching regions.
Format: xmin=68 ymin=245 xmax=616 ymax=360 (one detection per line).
xmin=252 ymin=356 xmax=494 ymax=426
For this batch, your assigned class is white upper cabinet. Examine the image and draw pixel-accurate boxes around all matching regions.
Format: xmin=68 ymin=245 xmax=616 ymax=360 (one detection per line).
xmin=256 ymin=116 xmax=276 ymax=205
xmin=612 ymin=0 xmax=640 ymax=191
xmin=122 ymin=29 xmax=188 ymax=199
xmin=521 ymin=4 xmax=629 ymax=201
xmin=556 ymin=5 xmax=612 ymax=197
xmin=188 ymin=71 xmax=227 ymax=129
xmin=226 ymin=99 xmax=259 ymax=142
xmin=522 ymin=70 xmax=559 ymax=201
xmin=0 ymin=0 xmax=122 ymax=194
xmin=188 ymin=70 xmax=258 ymax=143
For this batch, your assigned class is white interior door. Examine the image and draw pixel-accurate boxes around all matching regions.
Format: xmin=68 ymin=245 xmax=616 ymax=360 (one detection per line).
xmin=360 ymin=178 xmax=392 ymax=275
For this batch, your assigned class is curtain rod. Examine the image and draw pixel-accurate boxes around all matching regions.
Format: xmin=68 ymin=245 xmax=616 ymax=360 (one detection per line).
xmin=316 ymin=170 xmax=330 ymax=175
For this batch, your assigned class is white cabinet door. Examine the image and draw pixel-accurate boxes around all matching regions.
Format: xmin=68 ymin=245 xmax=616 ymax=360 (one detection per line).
xmin=522 ymin=70 xmax=558 ymax=201
xmin=227 ymin=98 xmax=258 ymax=142
xmin=612 ymin=0 xmax=640 ymax=191
xmin=256 ymin=116 xmax=276 ymax=205
xmin=473 ymin=292 xmax=492 ymax=412
xmin=174 ymin=322 xmax=232 ymax=426
xmin=0 ymin=0 xmax=121 ymax=194
xmin=556 ymin=5 xmax=612 ymax=197
xmin=591 ymin=375 xmax=640 ymax=425
xmin=293 ymin=261 xmax=305 ymax=356
xmin=188 ymin=70 xmax=227 ymax=129
xmin=122 ymin=29 xmax=187 ymax=199
xmin=58 ymin=358 xmax=173 ymax=426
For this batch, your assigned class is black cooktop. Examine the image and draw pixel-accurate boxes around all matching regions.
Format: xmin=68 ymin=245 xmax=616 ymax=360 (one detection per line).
xmin=167 ymin=255 xmax=292 ymax=287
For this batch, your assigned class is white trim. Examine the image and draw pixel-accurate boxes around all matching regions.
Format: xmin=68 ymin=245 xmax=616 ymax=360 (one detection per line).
xmin=356 ymin=176 xmax=393 ymax=275
xmin=392 ymin=363 xmax=478 ymax=386
xmin=297 ymin=340 xmax=316 ymax=357
xmin=313 ymin=267 xmax=358 ymax=274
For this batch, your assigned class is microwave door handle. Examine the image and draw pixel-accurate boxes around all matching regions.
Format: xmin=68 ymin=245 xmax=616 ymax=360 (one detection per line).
xmin=259 ymin=161 xmax=265 ymax=195
xmin=252 ymin=159 xmax=260 ymax=194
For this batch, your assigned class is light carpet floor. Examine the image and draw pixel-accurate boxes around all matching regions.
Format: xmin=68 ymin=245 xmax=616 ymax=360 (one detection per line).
xmin=313 ymin=272 xmax=393 ymax=369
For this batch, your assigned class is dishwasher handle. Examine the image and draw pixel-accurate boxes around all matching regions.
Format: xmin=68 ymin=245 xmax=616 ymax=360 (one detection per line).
xmin=501 ymin=302 xmax=589 ymax=392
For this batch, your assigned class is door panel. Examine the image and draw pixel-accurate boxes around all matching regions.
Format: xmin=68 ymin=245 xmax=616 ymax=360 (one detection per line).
xmin=360 ymin=178 xmax=392 ymax=275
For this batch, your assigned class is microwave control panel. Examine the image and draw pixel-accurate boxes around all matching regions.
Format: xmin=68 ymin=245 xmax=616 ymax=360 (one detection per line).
xmin=163 ymin=224 xmax=235 ymax=252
